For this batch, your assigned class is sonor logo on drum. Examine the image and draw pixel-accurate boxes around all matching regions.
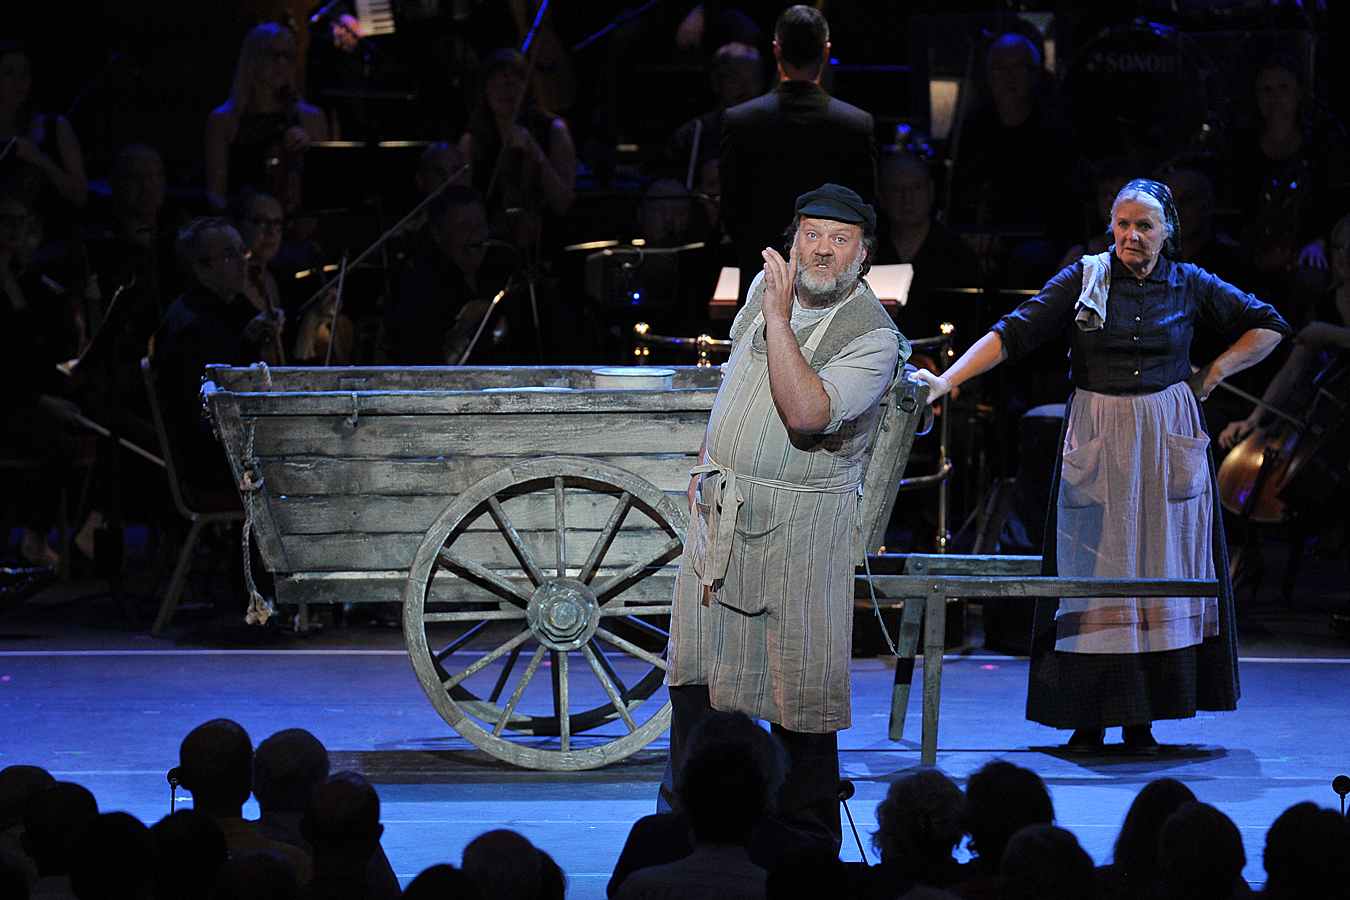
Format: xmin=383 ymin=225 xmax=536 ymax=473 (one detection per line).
xmin=1085 ymin=52 xmax=1178 ymax=75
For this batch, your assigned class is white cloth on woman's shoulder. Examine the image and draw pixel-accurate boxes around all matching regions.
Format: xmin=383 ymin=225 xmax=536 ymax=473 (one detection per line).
xmin=1074 ymin=250 xmax=1111 ymax=331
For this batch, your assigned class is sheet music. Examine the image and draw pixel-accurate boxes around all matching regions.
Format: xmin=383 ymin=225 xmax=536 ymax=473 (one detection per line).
xmin=355 ymin=0 xmax=396 ymax=36
xmin=866 ymin=264 xmax=915 ymax=306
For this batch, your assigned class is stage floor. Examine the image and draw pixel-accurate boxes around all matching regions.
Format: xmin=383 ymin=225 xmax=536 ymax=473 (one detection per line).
xmin=2 ymin=544 xmax=1348 ymax=898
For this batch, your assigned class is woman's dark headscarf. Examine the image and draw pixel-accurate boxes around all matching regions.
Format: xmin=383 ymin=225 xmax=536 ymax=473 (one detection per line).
xmin=1113 ymin=178 xmax=1182 ymax=260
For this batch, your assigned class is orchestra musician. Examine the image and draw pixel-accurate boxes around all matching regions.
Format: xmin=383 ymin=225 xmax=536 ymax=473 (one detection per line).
xmin=205 ymin=24 xmax=330 ymax=214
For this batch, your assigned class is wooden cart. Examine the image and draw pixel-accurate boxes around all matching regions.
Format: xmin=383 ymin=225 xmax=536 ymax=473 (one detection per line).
xmin=202 ymin=364 xmax=928 ymax=770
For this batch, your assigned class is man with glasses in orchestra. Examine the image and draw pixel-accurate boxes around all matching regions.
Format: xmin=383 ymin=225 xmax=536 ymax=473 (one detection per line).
xmin=153 ymin=217 xmax=284 ymax=492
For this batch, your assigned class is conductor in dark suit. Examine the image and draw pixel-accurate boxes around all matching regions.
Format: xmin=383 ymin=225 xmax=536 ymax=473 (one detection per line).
xmin=719 ymin=5 xmax=877 ymax=302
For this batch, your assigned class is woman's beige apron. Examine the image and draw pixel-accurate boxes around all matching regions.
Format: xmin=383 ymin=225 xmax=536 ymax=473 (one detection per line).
xmin=1054 ymin=381 xmax=1219 ymax=653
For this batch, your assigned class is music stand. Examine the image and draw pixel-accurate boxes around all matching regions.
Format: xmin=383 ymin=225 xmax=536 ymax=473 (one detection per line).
xmin=299 ymin=141 xmax=428 ymax=216
xmin=584 ymin=243 xmax=706 ymax=309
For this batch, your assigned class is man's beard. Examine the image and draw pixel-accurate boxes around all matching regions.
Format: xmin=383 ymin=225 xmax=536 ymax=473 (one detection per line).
xmin=794 ymin=248 xmax=863 ymax=307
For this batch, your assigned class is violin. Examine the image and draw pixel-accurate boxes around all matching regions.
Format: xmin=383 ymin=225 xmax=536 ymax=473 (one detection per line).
xmin=245 ymin=264 xmax=288 ymax=366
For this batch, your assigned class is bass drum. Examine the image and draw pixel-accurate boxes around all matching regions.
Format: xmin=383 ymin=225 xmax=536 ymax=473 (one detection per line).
xmin=1062 ymin=23 xmax=1222 ymax=170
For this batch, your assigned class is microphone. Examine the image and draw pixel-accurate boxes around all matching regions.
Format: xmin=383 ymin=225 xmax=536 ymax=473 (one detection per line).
xmin=838 ymin=779 xmax=868 ymax=863
xmin=1334 ymin=774 xmax=1350 ymax=815
xmin=166 ymin=766 xmax=183 ymax=817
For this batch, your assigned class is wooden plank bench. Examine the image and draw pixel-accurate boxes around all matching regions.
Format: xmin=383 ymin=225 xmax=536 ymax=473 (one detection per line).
xmin=858 ymin=554 xmax=1220 ymax=765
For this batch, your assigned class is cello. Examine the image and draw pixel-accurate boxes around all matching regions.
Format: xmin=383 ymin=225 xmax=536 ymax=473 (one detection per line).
xmin=1216 ymin=348 xmax=1350 ymax=596
xmin=1217 ymin=350 xmax=1350 ymax=523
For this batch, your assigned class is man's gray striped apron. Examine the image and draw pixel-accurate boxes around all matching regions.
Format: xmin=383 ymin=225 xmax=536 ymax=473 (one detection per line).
xmin=666 ymin=296 xmax=871 ymax=734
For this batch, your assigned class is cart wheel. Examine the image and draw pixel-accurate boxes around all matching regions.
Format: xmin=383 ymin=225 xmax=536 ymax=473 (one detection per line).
xmin=403 ymin=456 xmax=688 ymax=770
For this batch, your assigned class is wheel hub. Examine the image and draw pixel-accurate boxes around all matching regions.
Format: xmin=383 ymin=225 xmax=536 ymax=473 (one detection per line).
xmin=526 ymin=577 xmax=601 ymax=650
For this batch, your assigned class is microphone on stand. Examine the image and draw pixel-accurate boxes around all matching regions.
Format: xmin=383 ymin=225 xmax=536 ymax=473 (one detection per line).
xmin=1333 ymin=774 xmax=1350 ymax=816
xmin=838 ymin=779 xmax=869 ymax=864
xmin=166 ymin=766 xmax=183 ymax=816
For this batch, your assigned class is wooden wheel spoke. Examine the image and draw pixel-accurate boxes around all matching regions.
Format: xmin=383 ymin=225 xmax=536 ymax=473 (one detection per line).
xmin=587 ymin=637 xmax=630 ymax=696
xmin=594 ymin=627 xmax=668 ymax=671
xmin=592 ymin=537 xmax=684 ymax=598
xmin=598 ymin=613 xmax=670 ymax=642
xmin=441 ymin=629 xmax=533 ymax=691
xmin=423 ymin=609 xmax=527 ymax=623
xmin=554 ymin=477 xmax=566 ymax=577
xmin=437 ymin=546 xmax=533 ymax=606
xmin=489 ymin=624 xmax=529 ymax=703
xmin=554 ymin=650 xmax=571 ymax=752
xmin=493 ymin=646 xmax=548 ymax=737
xmin=578 ymin=491 xmax=633 ymax=584
xmin=434 ymin=620 xmax=487 ymax=664
xmin=487 ymin=496 xmax=546 ymax=586
xmin=599 ymin=604 xmax=673 ymax=619
xmin=583 ymin=644 xmax=637 ymax=732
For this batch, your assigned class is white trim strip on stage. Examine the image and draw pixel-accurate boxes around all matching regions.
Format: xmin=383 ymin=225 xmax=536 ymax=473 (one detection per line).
xmin=0 ymin=650 xmax=1347 ymax=663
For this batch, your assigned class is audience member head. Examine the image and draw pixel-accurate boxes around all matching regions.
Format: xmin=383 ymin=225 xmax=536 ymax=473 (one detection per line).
xmin=765 ymin=847 xmax=849 ymax=900
xmin=299 ymin=772 xmax=382 ymax=865
xmin=638 ymin=178 xmax=694 ymax=247
xmin=0 ymin=858 xmax=29 ymax=900
xmin=177 ymin=718 xmax=254 ymax=817
xmin=416 ymin=142 xmax=468 ymax=196
xmin=1112 ymin=179 xmax=1181 ymax=261
xmin=1252 ymin=52 xmax=1306 ymax=133
xmin=774 ymin=6 xmax=829 ymax=81
xmin=0 ymin=41 xmax=35 ymax=125
xmin=1261 ymin=801 xmax=1350 ymax=900
xmin=67 ymin=812 xmax=155 ymax=900
xmin=986 ymin=33 xmax=1041 ymax=125
xmin=403 ymin=864 xmax=481 ymax=900
xmin=427 ymin=186 xmax=490 ymax=276
xmin=213 ymin=849 xmax=297 ymax=900
xmin=709 ymin=42 xmax=764 ymax=110
xmin=878 ymin=152 xmax=935 ymax=232
xmin=1155 ymin=801 xmax=1245 ymax=900
xmin=963 ymin=760 xmax=1055 ymax=873
xmin=461 ymin=830 xmax=542 ymax=900
xmin=226 ymin=188 xmax=284 ymax=268
xmin=872 ymin=768 xmax=966 ymax=866
xmin=0 ymin=766 xmax=55 ymax=832
xmin=110 ymin=144 xmax=167 ymax=228
xmin=20 ymin=782 xmax=98 ymax=877
xmin=536 ymin=851 xmax=565 ymax=900
xmin=252 ymin=729 xmax=329 ymax=814
xmin=176 ymin=218 xmax=250 ymax=301
xmin=150 ymin=809 xmax=227 ymax=900
xmin=999 ymin=824 xmax=1095 ymax=900
xmin=228 ymin=24 xmax=301 ymax=113
xmin=1110 ymin=777 xmax=1194 ymax=874
xmin=677 ymin=714 xmax=774 ymax=846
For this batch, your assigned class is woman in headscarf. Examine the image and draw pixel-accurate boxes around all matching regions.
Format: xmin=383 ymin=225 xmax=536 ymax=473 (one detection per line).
xmin=916 ymin=179 xmax=1290 ymax=754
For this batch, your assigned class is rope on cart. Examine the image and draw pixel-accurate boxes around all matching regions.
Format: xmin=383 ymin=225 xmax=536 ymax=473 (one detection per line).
xmin=239 ymin=419 xmax=274 ymax=625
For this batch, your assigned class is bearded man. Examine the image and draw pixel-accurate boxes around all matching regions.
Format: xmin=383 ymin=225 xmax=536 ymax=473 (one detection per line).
xmin=662 ymin=184 xmax=910 ymax=848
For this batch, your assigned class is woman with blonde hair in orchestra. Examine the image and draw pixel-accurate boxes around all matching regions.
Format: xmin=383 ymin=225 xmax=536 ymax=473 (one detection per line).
xmin=204 ymin=23 xmax=328 ymax=214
